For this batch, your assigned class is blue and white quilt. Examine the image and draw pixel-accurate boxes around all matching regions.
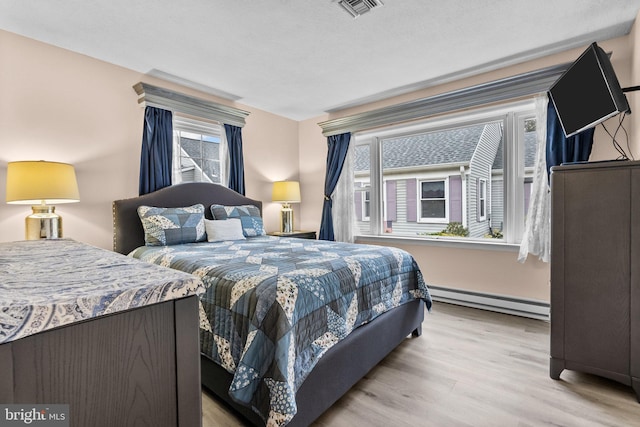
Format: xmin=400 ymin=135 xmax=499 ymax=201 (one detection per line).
xmin=130 ymin=236 xmax=431 ymax=426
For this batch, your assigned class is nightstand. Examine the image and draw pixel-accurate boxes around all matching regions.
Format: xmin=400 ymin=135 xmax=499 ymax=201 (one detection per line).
xmin=268 ymin=231 xmax=317 ymax=240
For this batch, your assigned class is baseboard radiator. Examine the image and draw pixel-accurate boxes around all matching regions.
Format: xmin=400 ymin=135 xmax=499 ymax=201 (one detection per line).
xmin=428 ymin=285 xmax=550 ymax=321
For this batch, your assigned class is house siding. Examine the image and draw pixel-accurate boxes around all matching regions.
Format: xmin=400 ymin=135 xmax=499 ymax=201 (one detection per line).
xmin=491 ymin=176 xmax=504 ymax=231
xmin=353 ymin=123 xmax=504 ymax=238
xmin=406 ymin=178 xmax=417 ymax=222
xmin=467 ymin=123 xmax=502 ymax=238
xmin=356 ymin=174 xmax=469 ymax=236
xmin=392 ymin=179 xmax=444 ymax=235
xmin=357 ymin=178 xmax=452 ymax=236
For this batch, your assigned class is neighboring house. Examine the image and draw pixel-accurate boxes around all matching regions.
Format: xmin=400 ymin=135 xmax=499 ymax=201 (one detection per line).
xmin=174 ymin=130 xmax=224 ymax=184
xmin=354 ymin=123 xmax=537 ymax=239
xmin=489 ymin=128 xmax=538 ymax=235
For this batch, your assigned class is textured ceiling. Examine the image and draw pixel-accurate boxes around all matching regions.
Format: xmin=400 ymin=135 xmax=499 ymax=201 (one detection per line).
xmin=1 ymin=0 xmax=639 ymax=120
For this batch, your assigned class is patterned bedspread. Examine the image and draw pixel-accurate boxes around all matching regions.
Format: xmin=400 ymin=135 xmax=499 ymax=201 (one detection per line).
xmin=130 ymin=236 xmax=431 ymax=426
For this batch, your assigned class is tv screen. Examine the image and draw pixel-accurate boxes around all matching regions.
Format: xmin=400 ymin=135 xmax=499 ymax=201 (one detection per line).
xmin=549 ymin=42 xmax=630 ymax=137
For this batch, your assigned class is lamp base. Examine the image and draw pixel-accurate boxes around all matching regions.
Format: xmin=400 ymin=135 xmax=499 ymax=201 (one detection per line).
xmin=26 ymin=205 xmax=62 ymax=240
xmin=280 ymin=204 xmax=294 ymax=233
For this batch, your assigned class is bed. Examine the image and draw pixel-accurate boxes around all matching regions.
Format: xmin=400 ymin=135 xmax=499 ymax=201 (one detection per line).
xmin=113 ymin=182 xmax=431 ymax=427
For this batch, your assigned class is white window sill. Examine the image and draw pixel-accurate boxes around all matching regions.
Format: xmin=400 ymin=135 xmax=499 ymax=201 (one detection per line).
xmin=354 ymin=234 xmax=521 ymax=252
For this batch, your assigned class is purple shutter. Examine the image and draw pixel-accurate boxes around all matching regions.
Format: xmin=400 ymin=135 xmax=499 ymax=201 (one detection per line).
xmin=386 ymin=180 xmax=397 ymax=222
xmin=449 ymin=175 xmax=462 ymax=223
xmin=406 ymin=178 xmax=417 ymax=222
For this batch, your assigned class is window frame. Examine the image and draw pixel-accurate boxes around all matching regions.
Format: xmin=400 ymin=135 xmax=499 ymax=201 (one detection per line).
xmin=478 ymin=178 xmax=487 ymax=222
xmin=418 ymin=178 xmax=449 ymax=224
xmin=362 ymin=189 xmax=371 ymax=221
xmin=172 ymin=115 xmax=227 ymax=186
xmin=353 ymin=98 xmax=537 ymax=246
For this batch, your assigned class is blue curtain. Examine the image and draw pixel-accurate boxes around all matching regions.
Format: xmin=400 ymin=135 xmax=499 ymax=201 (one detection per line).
xmin=319 ymin=132 xmax=352 ymax=241
xmin=546 ymin=100 xmax=595 ymax=177
xmin=139 ymin=106 xmax=173 ymax=195
xmin=224 ymin=124 xmax=245 ymax=195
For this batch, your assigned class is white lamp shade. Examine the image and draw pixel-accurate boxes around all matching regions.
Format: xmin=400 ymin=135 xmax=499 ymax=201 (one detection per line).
xmin=272 ymin=181 xmax=301 ymax=203
xmin=6 ymin=161 xmax=80 ymax=205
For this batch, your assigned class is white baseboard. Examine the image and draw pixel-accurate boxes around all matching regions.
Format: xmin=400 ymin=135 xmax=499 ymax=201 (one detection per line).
xmin=428 ymin=285 xmax=550 ymax=321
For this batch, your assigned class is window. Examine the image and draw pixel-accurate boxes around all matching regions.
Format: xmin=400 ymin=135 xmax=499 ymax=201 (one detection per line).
xmin=419 ymin=180 xmax=447 ymax=221
xmin=363 ymin=190 xmax=371 ymax=220
xmin=172 ymin=116 xmax=226 ymax=186
xmin=353 ymin=99 xmax=538 ymax=244
xmin=478 ymin=179 xmax=487 ymax=221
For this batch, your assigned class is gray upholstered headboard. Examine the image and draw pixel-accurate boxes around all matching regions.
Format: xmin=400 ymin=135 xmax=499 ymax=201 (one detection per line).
xmin=112 ymin=182 xmax=262 ymax=255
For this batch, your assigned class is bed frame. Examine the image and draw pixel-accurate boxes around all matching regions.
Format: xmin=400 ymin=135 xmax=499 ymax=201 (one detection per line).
xmin=113 ymin=182 xmax=425 ymax=426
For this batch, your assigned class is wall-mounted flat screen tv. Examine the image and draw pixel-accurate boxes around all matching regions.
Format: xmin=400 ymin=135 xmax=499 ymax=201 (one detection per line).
xmin=549 ymin=42 xmax=630 ymax=138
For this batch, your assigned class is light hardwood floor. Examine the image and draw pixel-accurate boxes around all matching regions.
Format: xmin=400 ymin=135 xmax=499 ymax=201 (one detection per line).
xmin=202 ymin=302 xmax=640 ymax=427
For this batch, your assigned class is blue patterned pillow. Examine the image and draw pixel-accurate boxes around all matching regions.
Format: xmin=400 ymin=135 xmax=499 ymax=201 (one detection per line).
xmin=210 ymin=204 xmax=265 ymax=237
xmin=138 ymin=204 xmax=206 ymax=246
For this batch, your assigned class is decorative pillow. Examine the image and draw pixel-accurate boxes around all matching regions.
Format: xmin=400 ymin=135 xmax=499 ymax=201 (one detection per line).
xmin=210 ymin=204 xmax=265 ymax=237
xmin=138 ymin=204 xmax=206 ymax=246
xmin=204 ymin=218 xmax=246 ymax=242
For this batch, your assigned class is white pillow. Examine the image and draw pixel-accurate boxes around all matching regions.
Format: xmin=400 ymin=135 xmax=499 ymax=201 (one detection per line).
xmin=204 ymin=218 xmax=246 ymax=242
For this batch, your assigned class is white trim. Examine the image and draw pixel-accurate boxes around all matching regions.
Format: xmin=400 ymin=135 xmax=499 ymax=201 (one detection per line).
xmin=355 ymin=99 xmax=533 ymax=142
xmin=418 ymin=178 xmax=449 ymax=224
xmin=460 ymin=166 xmax=467 ymax=228
xmin=362 ymin=189 xmax=370 ymax=221
xmin=355 ymin=234 xmax=520 ymax=252
xmin=173 ymin=115 xmax=223 ymax=135
xmin=370 ymin=137 xmax=383 ymax=235
xmin=478 ymin=178 xmax=487 ymax=221
xmin=428 ymin=285 xmax=549 ymax=321
xmin=134 ymin=82 xmax=249 ymax=128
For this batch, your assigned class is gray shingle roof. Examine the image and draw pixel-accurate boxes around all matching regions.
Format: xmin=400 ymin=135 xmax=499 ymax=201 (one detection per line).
xmin=355 ymin=125 xmax=538 ymax=172
xmin=355 ymin=124 xmax=487 ymax=171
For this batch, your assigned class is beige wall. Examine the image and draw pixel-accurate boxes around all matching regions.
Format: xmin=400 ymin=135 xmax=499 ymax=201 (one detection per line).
xmin=0 ymin=30 xmax=299 ymax=249
xmin=298 ymin=25 xmax=639 ymax=302
xmin=240 ymin=107 xmax=300 ymax=233
xmin=2 ymin=16 xmax=639 ymax=303
xmin=298 ymin=114 xmax=329 ymax=233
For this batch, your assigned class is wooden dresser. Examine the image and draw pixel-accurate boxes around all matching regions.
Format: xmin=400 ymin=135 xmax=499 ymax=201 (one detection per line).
xmin=550 ymin=160 xmax=639 ymax=402
xmin=0 ymin=240 xmax=205 ymax=426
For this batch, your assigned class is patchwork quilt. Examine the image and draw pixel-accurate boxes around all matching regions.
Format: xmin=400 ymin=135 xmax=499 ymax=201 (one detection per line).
xmin=130 ymin=236 xmax=431 ymax=426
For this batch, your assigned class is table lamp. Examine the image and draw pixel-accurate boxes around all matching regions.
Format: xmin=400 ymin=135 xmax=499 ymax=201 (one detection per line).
xmin=272 ymin=181 xmax=301 ymax=233
xmin=6 ymin=160 xmax=80 ymax=240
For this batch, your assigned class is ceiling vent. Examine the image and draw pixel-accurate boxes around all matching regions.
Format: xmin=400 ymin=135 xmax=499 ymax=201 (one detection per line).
xmin=338 ymin=0 xmax=384 ymax=18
